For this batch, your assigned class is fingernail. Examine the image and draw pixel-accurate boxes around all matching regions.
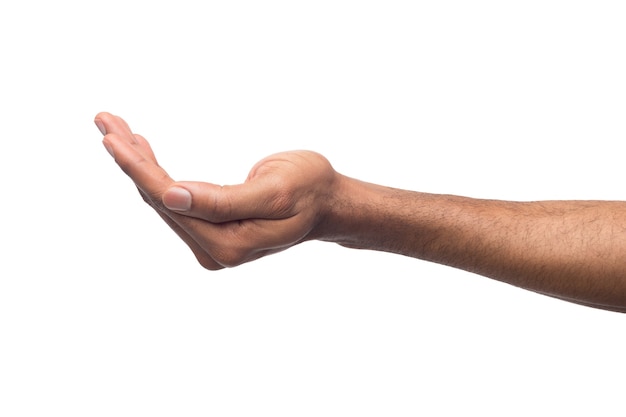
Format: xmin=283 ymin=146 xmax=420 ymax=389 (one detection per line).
xmin=103 ymin=140 xmax=114 ymax=158
xmin=163 ymin=187 xmax=192 ymax=211
xmin=95 ymin=119 xmax=107 ymax=135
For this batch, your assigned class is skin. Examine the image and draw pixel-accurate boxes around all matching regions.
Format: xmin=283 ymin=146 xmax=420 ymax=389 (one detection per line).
xmin=95 ymin=112 xmax=626 ymax=313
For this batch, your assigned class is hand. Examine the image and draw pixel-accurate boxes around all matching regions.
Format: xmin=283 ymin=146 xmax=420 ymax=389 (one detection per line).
xmin=95 ymin=112 xmax=339 ymax=269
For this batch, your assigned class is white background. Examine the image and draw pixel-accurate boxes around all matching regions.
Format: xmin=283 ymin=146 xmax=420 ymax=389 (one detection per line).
xmin=1 ymin=1 xmax=625 ymax=415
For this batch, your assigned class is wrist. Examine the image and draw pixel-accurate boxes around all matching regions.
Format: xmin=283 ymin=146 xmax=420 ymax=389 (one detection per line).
xmin=315 ymin=174 xmax=406 ymax=251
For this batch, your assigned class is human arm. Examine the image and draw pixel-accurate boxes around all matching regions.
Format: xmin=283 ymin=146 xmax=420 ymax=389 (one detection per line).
xmin=95 ymin=112 xmax=626 ymax=312
xmin=324 ymin=180 xmax=626 ymax=313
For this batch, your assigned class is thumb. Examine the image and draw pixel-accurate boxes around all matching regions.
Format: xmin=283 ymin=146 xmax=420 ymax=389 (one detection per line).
xmin=162 ymin=179 xmax=289 ymax=223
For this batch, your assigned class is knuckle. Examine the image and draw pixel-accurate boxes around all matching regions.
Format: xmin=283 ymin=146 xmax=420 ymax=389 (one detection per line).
xmin=212 ymin=247 xmax=248 ymax=268
xmin=209 ymin=185 xmax=235 ymax=223
xmin=210 ymin=237 xmax=253 ymax=268
xmin=207 ymin=223 xmax=260 ymax=268
xmin=192 ymin=250 xmax=225 ymax=271
xmin=196 ymin=256 xmax=224 ymax=271
xmin=117 ymin=149 xmax=147 ymax=175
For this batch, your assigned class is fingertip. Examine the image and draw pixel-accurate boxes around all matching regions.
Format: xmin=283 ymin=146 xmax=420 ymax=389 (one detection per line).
xmin=94 ymin=112 xmax=109 ymax=122
xmin=163 ymin=186 xmax=192 ymax=212
xmin=94 ymin=112 xmax=116 ymax=135
xmin=94 ymin=112 xmax=142 ymax=149
xmin=94 ymin=117 xmax=107 ymax=135
xmin=102 ymin=138 xmax=115 ymax=158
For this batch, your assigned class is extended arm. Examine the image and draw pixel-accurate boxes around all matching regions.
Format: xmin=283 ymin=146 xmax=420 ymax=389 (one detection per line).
xmin=323 ymin=177 xmax=626 ymax=312
xmin=95 ymin=112 xmax=626 ymax=312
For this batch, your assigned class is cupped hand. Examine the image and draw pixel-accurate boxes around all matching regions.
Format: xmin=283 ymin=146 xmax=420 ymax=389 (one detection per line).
xmin=94 ymin=112 xmax=339 ymax=269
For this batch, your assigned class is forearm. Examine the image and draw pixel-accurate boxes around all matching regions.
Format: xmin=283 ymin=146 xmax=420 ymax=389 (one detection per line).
xmin=321 ymin=175 xmax=626 ymax=312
